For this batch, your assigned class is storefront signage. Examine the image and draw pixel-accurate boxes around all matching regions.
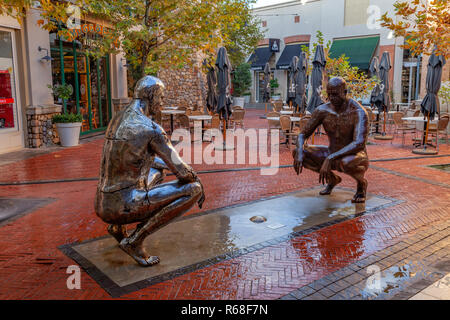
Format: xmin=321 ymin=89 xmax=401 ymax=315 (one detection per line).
xmin=0 ymin=98 xmax=14 ymax=104
xmin=66 ymin=23 xmax=119 ymax=48
xmin=269 ymin=39 xmax=280 ymax=52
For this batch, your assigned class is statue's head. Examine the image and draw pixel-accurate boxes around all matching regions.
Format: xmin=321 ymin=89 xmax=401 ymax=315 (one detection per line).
xmin=327 ymin=77 xmax=347 ymax=107
xmin=133 ymin=76 xmax=165 ymax=116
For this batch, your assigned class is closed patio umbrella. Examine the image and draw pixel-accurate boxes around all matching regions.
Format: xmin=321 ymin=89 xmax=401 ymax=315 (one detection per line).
xmin=263 ymin=62 xmax=271 ymax=102
xmin=414 ymin=50 xmax=446 ymax=154
xmin=263 ymin=62 xmax=271 ymax=111
xmin=287 ymin=56 xmax=298 ymax=108
xmin=307 ymin=45 xmax=326 ymax=113
xmin=215 ymin=47 xmax=234 ymax=150
xmin=374 ymin=51 xmax=393 ymax=140
xmin=369 ymin=56 xmax=381 ymax=133
xmin=369 ymin=56 xmax=380 ymax=106
xmin=206 ymin=66 xmax=217 ymax=114
xmin=421 ymin=50 xmax=446 ymax=121
xmin=295 ymin=51 xmax=308 ymax=113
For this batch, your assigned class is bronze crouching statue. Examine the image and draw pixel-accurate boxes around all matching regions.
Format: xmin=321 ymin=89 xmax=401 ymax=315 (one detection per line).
xmin=95 ymin=76 xmax=205 ymax=267
xmin=293 ymin=77 xmax=369 ymax=203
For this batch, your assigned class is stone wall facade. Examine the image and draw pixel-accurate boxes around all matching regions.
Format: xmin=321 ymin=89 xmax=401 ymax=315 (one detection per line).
xmin=26 ymin=105 xmax=62 ymax=148
xmin=158 ymin=58 xmax=207 ymax=111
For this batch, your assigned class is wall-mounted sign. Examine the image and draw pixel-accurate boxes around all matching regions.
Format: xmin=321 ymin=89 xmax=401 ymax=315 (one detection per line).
xmin=65 ymin=23 xmax=119 ymax=48
xmin=269 ymin=39 xmax=280 ymax=52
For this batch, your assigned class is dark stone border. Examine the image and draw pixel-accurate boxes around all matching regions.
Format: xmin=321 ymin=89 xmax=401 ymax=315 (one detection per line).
xmin=371 ymin=165 xmax=450 ymax=189
xmin=59 ymin=187 xmax=402 ymax=298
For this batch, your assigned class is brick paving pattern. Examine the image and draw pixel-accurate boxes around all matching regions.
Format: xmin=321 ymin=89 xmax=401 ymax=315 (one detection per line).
xmin=0 ymin=109 xmax=448 ymax=299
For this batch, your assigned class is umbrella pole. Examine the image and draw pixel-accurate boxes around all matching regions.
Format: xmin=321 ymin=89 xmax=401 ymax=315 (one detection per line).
xmin=223 ymin=118 xmax=226 ymax=144
xmin=412 ymin=111 xmax=437 ymax=155
xmin=265 ymin=103 xmax=267 ymax=113
xmin=424 ymin=114 xmax=431 ymax=146
xmin=374 ymin=109 xmax=393 ymax=140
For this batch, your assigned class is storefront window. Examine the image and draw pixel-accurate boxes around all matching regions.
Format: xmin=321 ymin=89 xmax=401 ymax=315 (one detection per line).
xmin=0 ymin=30 xmax=18 ymax=131
xmin=49 ymin=23 xmax=112 ymax=134
xmin=401 ymin=49 xmax=421 ymax=103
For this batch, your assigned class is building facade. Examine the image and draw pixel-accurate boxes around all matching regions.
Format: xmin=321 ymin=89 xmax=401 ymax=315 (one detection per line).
xmin=248 ymin=0 xmax=449 ymax=105
xmin=0 ymin=9 xmax=129 ymax=154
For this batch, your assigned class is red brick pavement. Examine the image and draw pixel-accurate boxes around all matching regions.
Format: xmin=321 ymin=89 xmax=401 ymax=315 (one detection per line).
xmin=0 ymin=109 xmax=449 ymax=299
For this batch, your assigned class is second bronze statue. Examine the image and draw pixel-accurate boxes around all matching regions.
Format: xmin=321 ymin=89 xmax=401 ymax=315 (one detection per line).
xmin=293 ymin=77 xmax=370 ymax=203
xmin=95 ymin=76 xmax=205 ymax=267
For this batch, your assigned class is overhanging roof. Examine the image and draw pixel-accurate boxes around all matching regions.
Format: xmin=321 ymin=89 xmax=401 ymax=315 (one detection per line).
xmin=329 ymin=36 xmax=380 ymax=70
xmin=247 ymin=47 xmax=273 ymax=71
xmin=276 ymin=43 xmax=310 ymax=70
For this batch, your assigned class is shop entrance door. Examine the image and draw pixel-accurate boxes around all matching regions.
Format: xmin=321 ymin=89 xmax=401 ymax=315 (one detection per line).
xmin=0 ymin=28 xmax=23 ymax=152
xmin=51 ymin=46 xmax=112 ymax=134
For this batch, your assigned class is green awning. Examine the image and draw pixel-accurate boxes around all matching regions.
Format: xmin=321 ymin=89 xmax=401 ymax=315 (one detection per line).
xmin=329 ymin=36 xmax=380 ymax=70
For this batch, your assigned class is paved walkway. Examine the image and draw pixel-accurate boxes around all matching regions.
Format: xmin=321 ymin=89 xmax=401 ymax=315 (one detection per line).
xmin=0 ymin=109 xmax=449 ymax=299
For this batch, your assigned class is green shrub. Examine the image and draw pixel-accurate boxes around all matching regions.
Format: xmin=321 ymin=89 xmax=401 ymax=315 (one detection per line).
xmin=232 ymin=63 xmax=252 ymax=97
xmin=52 ymin=113 xmax=83 ymax=123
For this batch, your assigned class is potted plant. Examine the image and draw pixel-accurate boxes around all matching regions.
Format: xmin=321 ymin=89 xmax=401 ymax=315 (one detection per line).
xmin=232 ymin=63 xmax=252 ymax=108
xmin=270 ymin=78 xmax=280 ymax=100
xmin=48 ymin=83 xmax=73 ymax=103
xmin=52 ymin=113 xmax=83 ymax=147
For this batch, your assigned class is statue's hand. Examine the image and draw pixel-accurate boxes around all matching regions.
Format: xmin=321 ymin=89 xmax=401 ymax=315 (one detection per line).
xmin=293 ymin=148 xmax=304 ymax=175
xmin=319 ymin=158 xmax=332 ymax=185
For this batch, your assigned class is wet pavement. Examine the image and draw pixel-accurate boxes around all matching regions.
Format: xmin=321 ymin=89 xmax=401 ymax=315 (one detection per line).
xmin=0 ymin=109 xmax=449 ymax=300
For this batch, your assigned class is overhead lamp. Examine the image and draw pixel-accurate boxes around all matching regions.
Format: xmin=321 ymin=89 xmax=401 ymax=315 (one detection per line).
xmin=38 ymin=46 xmax=53 ymax=62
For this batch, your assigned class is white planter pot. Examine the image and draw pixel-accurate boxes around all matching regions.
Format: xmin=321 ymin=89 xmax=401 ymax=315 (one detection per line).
xmin=233 ymin=97 xmax=245 ymax=108
xmin=56 ymin=122 xmax=82 ymax=147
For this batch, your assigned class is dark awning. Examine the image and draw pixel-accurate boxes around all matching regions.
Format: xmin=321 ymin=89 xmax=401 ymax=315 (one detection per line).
xmin=247 ymin=47 xmax=273 ymax=71
xmin=276 ymin=43 xmax=310 ymax=70
xmin=329 ymin=36 xmax=379 ymax=70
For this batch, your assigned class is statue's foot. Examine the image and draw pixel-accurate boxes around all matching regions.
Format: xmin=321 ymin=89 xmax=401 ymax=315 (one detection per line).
xmin=352 ymin=192 xmax=366 ymax=203
xmin=107 ymin=224 xmax=128 ymax=243
xmin=119 ymin=239 xmax=160 ymax=267
xmin=352 ymin=179 xmax=367 ymax=203
xmin=319 ymin=176 xmax=342 ymax=195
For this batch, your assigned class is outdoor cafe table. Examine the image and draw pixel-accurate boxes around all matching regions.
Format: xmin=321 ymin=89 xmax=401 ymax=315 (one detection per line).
xmin=280 ymin=110 xmax=294 ymax=115
xmin=161 ymin=109 xmax=185 ymax=133
xmin=188 ymin=115 xmax=212 ymax=140
xmin=402 ymin=116 xmax=438 ymax=147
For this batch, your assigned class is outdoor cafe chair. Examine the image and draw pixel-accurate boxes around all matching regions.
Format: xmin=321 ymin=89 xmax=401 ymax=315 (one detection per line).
xmin=230 ymin=109 xmax=245 ymax=130
xmin=266 ymin=111 xmax=281 ymax=131
xmin=392 ymin=111 xmax=416 ymax=146
xmin=202 ymin=114 xmax=221 ymax=142
xmin=279 ymin=115 xmax=298 ymax=149
xmin=365 ymin=108 xmax=380 ymax=136
xmin=428 ymin=115 xmax=449 ymax=152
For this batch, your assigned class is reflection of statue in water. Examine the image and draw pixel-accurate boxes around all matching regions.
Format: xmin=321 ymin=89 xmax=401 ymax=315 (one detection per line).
xmin=293 ymin=77 xmax=369 ymax=203
xmin=95 ymin=76 xmax=205 ymax=267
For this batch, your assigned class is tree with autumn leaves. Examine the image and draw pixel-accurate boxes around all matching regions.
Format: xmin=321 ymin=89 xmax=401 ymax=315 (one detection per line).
xmin=0 ymin=0 xmax=263 ymax=82
xmin=380 ymin=0 xmax=449 ymax=59
xmin=302 ymin=31 xmax=379 ymax=101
